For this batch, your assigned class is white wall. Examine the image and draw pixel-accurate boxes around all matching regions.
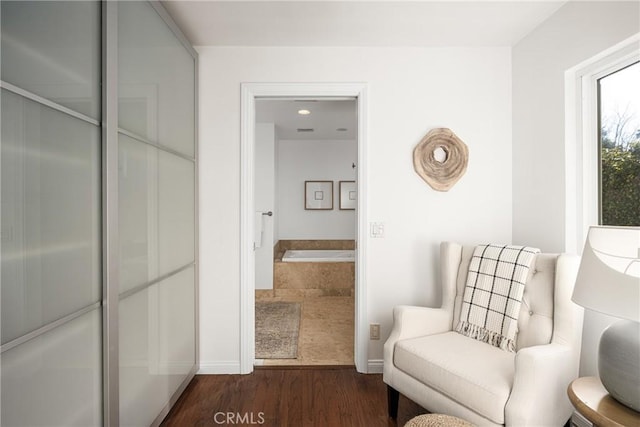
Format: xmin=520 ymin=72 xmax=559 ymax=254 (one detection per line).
xmin=512 ymin=1 xmax=639 ymax=253
xmin=512 ymin=1 xmax=640 ymax=376
xmin=277 ymin=139 xmax=356 ymax=240
xmin=254 ymin=123 xmax=275 ymax=290
xmin=198 ymin=46 xmax=513 ymax=371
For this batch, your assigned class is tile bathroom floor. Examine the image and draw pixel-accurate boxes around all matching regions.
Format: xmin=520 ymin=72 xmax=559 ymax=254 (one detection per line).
xmin=255 ymin=293 xmax=355 ymax=366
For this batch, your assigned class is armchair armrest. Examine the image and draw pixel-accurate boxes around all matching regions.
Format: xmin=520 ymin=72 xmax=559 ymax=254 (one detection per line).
xmin=387 ymin=305 xmax=453 ymax=343
xmin=506 ymin=343 xmax=578 ymax=427
xmin=383 ymin=305 xmax=453 ymax=381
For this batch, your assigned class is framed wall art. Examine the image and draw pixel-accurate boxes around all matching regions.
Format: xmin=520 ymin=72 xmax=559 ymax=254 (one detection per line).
xmin=305 ymin=181 xmax=333 ymax=210
xmin=339 ymin=181 xmax=356 ymax=210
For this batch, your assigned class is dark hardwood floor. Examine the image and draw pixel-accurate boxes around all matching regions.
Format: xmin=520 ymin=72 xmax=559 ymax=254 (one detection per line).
xmin=161 ymin=367 xmax=427 ymax=427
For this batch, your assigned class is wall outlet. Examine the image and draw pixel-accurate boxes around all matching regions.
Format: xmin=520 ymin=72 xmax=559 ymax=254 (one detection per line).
xmin=370 ymin=323 xmax=381 ymax=340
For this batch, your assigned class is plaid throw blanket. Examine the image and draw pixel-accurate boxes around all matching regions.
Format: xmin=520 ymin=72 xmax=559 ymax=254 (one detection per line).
xmin=456 ymin=244 xmax=540 ymax=352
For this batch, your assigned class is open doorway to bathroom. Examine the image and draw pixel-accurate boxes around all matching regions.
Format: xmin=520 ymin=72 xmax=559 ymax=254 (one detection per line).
xmin=253 ymin=98 xmax=358 ymax=366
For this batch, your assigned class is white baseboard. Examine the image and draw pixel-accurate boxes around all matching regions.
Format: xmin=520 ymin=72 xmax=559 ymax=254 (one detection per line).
xmin=198 ymin=360 xmax=241 ymax=374
xmin=368 ymin=359 xmax=384 ymax=374
xmin=198 ymin=359 xmax=384 ymax=374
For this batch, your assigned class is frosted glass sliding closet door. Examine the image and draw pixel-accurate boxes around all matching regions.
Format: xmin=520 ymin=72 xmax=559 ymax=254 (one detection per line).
xmin=117 ymin=2 xmax=197 ymax=427
xmin=1 ymin=1 xmax=103 ymax=426
xmin=1 ymin=1 xmax=197 ymax=426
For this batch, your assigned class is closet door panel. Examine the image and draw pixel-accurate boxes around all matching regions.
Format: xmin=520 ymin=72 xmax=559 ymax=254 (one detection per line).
xmin=118 ymin=1 xmax=195 ymax=158
xmin=117 ymin=2 xmax=197 ymax=425
xmin=0 ymin=309 xmax=102 ymax=426
xmin=0 ymin=89 xmax=101 ymax=345
xmin=158 ymin=266 xmax=196 ymax=390
xmin=119 ymin=138 xmax=195 ymax=291
xmin=158 ymin=151 xmax=195 ymax=276
xmin=118 ymin=134 xmax=158 ymax=293
xmin=119 ymin=287 xmax=169 ymax=427
xmin=0 ymin=1 xmax=101 ymax=120
xmin=119 ymin=267 xmax=195 ymax=427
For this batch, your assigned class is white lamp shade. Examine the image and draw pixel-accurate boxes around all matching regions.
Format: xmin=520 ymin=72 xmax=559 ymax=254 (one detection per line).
xmin=572 ymin=226 xmax=640 ymax=322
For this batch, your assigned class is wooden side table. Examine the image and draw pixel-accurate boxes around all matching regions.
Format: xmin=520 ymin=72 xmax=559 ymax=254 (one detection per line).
xmin=568 ymin=377 xmax=640 ymax=427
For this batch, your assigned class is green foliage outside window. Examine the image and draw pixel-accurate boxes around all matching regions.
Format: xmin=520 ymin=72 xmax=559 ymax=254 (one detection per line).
xmin=601 ymin=133 xmax=640 ymax=226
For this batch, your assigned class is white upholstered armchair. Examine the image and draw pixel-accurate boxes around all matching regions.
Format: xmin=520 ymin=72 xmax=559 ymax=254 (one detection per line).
xmin=383 ymin=242 xmax=584 ymax=426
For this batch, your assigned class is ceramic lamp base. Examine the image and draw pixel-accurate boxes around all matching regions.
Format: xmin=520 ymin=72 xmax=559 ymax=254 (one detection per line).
xmin=598 ymin=320 xmax=640 ymax=412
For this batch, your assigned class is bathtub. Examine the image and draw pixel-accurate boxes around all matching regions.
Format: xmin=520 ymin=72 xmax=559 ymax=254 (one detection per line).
xmin=282 ymin=249 xmax=355 ymax=263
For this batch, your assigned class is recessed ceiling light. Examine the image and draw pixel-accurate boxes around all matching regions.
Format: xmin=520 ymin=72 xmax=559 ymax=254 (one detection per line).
xmin=298 ymin=109 xmax=311 ymax=115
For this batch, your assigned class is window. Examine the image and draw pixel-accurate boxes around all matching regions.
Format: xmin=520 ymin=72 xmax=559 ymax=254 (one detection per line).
xmin=598 ymin=62 xmax=640 ymax=226
xmin=565 ymin=35 xmax=639 ymax=253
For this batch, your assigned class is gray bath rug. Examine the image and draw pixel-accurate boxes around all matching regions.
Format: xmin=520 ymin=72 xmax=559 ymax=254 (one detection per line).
xmin=255 ymin=301 xmax=301 ymax=359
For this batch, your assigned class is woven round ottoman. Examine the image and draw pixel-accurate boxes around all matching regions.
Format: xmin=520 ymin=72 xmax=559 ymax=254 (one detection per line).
xmin=404 ymin=414 xmax=474 ymax=427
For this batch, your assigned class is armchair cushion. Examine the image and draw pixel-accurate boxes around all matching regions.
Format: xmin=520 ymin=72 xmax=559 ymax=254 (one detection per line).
xmin=394 ymin=332 xmax=515 ymax=424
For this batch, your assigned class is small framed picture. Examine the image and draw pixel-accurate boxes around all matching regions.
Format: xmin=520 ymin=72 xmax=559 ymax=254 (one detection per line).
xmin=339 ymin=181 xmax=356 ymax=210
xmin=305 ymin=181 xmax=333 ymax=210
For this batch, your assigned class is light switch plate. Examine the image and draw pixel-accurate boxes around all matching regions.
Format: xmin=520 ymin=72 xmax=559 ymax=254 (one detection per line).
xmin=370 ymin=222 xmax=385 ymax=238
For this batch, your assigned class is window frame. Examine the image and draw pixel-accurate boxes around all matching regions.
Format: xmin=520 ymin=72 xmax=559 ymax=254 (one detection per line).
xmin=564 ymin=34 xmax=639 ymax=254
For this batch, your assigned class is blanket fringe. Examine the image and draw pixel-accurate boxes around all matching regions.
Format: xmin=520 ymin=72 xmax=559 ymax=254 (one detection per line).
xmin=455 ymin=321 xmax=516 ymax=352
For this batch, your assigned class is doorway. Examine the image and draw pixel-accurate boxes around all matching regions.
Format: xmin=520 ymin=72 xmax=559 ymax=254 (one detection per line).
xmin=254 ymin=98 xmax=357 ymax=366
xmin=239 ymin=83 xmax=369 ymax=374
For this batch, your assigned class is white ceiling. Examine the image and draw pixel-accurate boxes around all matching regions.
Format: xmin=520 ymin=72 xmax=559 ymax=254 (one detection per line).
xmin=163 ymin=1 xmax=569 ymax=141
xmin=256 ymin=99 xmax=358 ymax=140
xmin=162 ymin=1 xmax=568 ymax=47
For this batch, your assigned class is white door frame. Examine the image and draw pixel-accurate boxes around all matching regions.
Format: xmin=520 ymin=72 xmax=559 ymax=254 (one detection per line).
xmin=239 ymin=82 xmax=369 ymax=374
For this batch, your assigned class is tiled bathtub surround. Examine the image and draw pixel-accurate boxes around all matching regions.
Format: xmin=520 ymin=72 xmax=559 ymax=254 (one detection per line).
xmin=275 ymin=263 xmax=354 ymax=292
xmin=273 ymin=240 xmax=355 ymax=297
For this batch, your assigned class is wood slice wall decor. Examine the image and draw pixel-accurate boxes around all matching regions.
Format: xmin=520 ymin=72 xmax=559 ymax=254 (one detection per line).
xmin=413 ymin=128 xmax=468 ymax=191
